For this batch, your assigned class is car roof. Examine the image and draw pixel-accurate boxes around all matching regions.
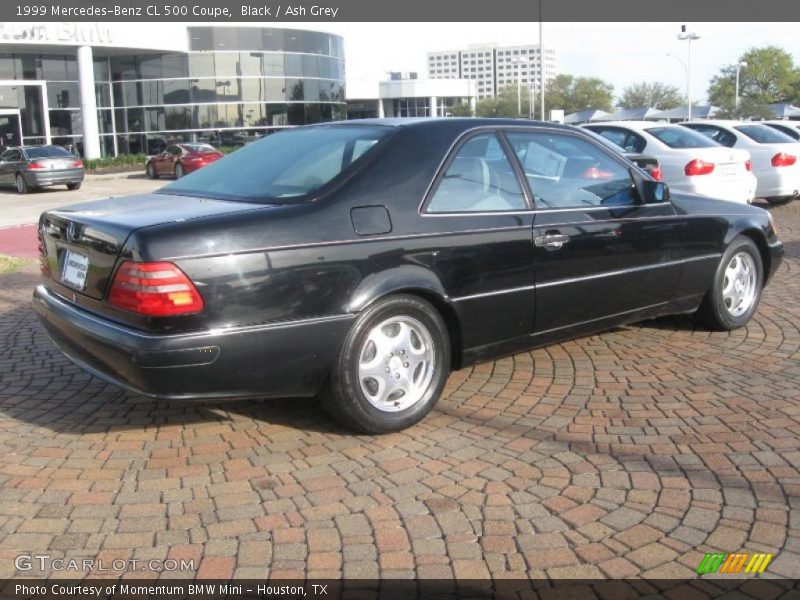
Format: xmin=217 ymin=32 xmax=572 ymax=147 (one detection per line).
xmin=324 ymin=117 xmax=578 ymax=133
xmin=682 ymin=120 xmax=747 ymax=127
xmin=585 ymin=120 xmax=674 ymax=130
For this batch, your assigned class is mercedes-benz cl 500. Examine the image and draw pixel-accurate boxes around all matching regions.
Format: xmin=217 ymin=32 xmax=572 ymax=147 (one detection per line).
xmin=33 ymin=119 xmax=784 ymax=433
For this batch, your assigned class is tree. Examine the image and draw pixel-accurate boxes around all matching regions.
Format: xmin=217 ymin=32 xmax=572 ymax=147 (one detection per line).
xmin=475 ymin=85 xmax=536 ymax=118
xmin=619 ymin=82 xmax=684 ymax=109
xmin=708 ymin=46 xmax=800 ymax=118
xmin=448 ymin=102 xmax=474 ymax=117
xmin=544 ymin=74 xmax=614 ymax=114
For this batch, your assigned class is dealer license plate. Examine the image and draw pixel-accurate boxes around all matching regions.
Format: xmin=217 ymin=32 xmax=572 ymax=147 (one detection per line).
xmin=62 ymin=250 xmax=88 ymax=290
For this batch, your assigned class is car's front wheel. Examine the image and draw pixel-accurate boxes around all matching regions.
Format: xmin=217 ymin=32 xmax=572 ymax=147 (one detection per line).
xmin=15 ymin=174 xmax=29 ymax=194
xmin=320 ymin=294 xmax=451 ymax=434
xmin=694 ymin=236 xmax=763 ymax=331
xmin=174 ymin=163 xmax=184 ymax=178
xmin=146 ymin=163 xmax=158 ymax=179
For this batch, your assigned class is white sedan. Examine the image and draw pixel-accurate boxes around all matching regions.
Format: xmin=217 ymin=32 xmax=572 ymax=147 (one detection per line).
xmin=583 ymin=121 xmax=756 ymax=204
xmin=761 ymin=120 xmax=800 ymax=142
xmin=681 ymin=120 xmax=800 ymax=205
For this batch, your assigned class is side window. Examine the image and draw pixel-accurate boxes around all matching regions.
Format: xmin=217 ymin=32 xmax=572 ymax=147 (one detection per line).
xmin=592 ymin=128 xmax=627 ymax=149
xmin=505 ymin=131 xmax=637 ymax=210
xmin=426 ymin=133 xmax=527 ymax=213
xmin=689 ymin=126 xmax=736 ymax=148
xmin=624 ymin=131 xmax=646 ymax=153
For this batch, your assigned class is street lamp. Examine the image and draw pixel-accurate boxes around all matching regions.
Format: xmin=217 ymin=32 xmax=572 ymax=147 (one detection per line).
xmin=512 ymin=56 xmax=531 ymax=116
xmin=735 ymin=60 xmax=747 ymax=110
xmin=677 ymin=25 xmax=700 ymax=121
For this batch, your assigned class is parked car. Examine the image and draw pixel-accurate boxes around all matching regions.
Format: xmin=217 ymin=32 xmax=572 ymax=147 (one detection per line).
xmin=0 ymin=145 xmax=84 ymax=194
xmin=146 ymin=143 xmax=224 ymax=179
xmin=761 ymin=120 xmax=800 ymax=141
xmin=582 ymin=129 xmax=663 ymax=180
xmin=680 ymin=120 xmax=800 ymax=205
xmin=583 ymin=121 xmax=755 ymax=204
xmin=33 ymin=119 xmax=784 ymax=433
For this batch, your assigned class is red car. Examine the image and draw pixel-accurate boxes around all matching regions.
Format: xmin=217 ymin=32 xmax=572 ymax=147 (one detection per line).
xmin=145 ymin=143 xmax=223 ymax=179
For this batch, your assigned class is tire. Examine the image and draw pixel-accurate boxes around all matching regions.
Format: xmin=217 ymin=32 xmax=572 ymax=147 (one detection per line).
xmin=174 ymin=163 xmax=184 ymax=179
xmin=146 ymin=163 xmax=158 ymax=179
xmin=15 ymin=173 xmax=29 ymax=194
xmin=319 ymin=294 xmax=451 ymax=434
xmin=67 ymin=182 xmax=81 ymax=191
xmin=694 ymin=236 xmax=763 ymax=331
xmin=766 ymin=196 xmax=794 ymax=205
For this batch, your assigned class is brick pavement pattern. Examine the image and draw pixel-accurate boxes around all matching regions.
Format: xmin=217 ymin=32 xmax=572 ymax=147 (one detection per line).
xmin=0 ymin=202 xmax=798 ymax=581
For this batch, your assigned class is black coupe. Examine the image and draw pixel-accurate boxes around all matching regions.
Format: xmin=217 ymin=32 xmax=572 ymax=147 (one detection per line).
xmin=33 ymin=119 xmax=784 ymax=433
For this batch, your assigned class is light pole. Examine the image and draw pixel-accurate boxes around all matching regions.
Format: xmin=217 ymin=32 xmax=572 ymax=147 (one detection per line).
xmin=677 ymin=25 xmax=700 ymax=121
xmin=539 ymin=4 xmax=545 ymax=121
xmin=512 ymin=56 xmax=530 ymax=116
xmin=735 ymin=60 xmax=747 ymax=111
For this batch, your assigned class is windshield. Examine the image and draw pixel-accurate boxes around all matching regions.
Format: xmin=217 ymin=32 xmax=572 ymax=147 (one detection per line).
xmin=645 ymin=127 xmax=718 ymax=149
xmin=735 ymin=124 xmax=796 ymax=144
xmin=161 ymin=125 xmax=393 ymax=203
xmin=25 ymin=146 xmax=73 ymax=158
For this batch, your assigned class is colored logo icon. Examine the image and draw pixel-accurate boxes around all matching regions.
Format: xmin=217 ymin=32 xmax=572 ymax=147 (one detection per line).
xmin=697 ymin=552 xmax=774 ymax=574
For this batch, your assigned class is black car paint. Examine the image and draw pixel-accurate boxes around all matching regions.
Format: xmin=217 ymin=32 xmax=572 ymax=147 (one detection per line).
xmin=33 ymin=118 xmax=784 ymax=401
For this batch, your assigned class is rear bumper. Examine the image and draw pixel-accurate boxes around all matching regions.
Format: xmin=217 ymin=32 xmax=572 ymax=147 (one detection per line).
xmin=673 ymin=175 xmax=756 ymax=204
xmin=754 ymin=169 xmax=800 ymax=199
xmin=25 ymin=169 xmax=84 ymax=187
xmin=32 ymin=284 xmax=353 ymax=400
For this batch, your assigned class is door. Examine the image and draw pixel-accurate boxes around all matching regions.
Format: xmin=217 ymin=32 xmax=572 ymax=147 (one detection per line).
xmin=0 ymin=149 xmax=20 ymax=186
xmin=504 ymin=129 xmax=684 ymax=335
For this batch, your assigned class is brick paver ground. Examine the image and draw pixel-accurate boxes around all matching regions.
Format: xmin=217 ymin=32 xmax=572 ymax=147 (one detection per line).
xmin=0 ymin=201 xmax=798 ymax=581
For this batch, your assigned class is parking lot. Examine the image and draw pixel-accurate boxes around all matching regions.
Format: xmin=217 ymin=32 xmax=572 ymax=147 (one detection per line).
xmin=0 ymin=182 xmax=798 ymax=583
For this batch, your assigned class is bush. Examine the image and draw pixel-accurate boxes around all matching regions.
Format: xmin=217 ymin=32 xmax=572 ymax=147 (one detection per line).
xmin=84 ymin=154 xmax=148 ymax=172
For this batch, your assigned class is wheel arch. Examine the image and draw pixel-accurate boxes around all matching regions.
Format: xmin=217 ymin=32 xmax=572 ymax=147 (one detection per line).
xmin=728 ymin=224 xmax=771 ymax=284
xmin=346 ymin=267 xmax=464 ymax=369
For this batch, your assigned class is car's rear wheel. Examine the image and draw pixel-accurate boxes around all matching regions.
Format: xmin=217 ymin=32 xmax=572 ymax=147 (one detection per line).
xmin=146 ymin=163 xmax=158 ymax=179
xmin=320 ymin=294 xmax=451 ymax=434
xmin=694 ymin=236 xmax=763 ymax=331
xmin=67 ymin=182 xmax=81 ymax=191
xmin=175 ymin=163 xmax=184 ymax=178
xmin=15 ymin=174 xmax=29 ymax=194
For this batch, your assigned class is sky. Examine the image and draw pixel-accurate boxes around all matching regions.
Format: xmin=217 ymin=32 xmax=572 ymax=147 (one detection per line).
xmin=301 ymin=22 xmax=800 ymax=104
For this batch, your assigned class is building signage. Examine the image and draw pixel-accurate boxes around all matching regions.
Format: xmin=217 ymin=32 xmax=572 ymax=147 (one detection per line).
xmin=0 ymin=22 xmax=113 ymax=45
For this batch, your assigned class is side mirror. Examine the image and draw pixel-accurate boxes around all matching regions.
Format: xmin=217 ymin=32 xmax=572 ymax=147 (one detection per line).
xmin=641 ymin=179 xmax=670 ymax=203
xmin=630 ymin=168 xmax=669 ymax=204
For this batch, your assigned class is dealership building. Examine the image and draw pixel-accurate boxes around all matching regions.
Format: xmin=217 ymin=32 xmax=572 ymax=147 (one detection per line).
xmin=0 ymin=23 xmax=345 ymax=157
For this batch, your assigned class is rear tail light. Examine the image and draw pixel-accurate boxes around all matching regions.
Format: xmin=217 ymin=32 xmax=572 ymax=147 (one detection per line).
xmin=26 ymin=162 xmax=45 ymax=170
xmin=581 ymin=166 xmax=614 ymax=179
xmin=771 ymin=152 xmax=796 ymax=167
xmin=108 ymin=261 xmax=204 ymax=316
xmin=684 ymin=159 xmax=715 ymax=176
xmin=745 ymin=159 xmax=752 ymax=172
xmin=650 ymin=166 xmax=662 ymax=181
xmin=71 ymin=160 xmax=83 ymax=168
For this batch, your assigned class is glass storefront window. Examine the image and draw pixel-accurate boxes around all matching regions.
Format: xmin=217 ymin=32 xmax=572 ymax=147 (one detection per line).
xmin=188 ymin=53 xmax=215 ymax=78
xmin=164 ymin=79 xmax=191 ymax=104
xmin=47 ymin=82 xmax=80 ymax=109
xmin=95 ymin=83 xmax=111 ymax=108
xmin=49 ymin=110 xmax=82 ymax=136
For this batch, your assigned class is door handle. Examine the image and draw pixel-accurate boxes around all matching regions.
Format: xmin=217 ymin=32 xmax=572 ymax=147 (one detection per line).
xmin=534 ymin=233 xmax=570 ymax=250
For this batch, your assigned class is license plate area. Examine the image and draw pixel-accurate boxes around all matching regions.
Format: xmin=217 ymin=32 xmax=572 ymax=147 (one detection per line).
xmin=722 ymin=164 xmax=736 ymax=176
xmin=61 ymin=249 xmax=89 ymax=290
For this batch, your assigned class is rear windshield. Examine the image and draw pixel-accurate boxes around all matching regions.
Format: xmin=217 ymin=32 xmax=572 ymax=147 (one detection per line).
xmin=161 ymin=125 xmax=392 ymax=203
xmin=645 ymin=127 xmax=718 ymax=149
xmin=25 ymin=146 xmax=73 ymax=158
xmin=765 ymin=123 xmax=800 ymax=140
xmin=735 ymin=124 xmax=796 ymax=144
xmin=181 ymin=144 xmax=218 ymax=153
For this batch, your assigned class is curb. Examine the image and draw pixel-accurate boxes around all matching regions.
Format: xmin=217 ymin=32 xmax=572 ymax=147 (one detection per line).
xmin=84 ymin=171 xmax=147 ymax=181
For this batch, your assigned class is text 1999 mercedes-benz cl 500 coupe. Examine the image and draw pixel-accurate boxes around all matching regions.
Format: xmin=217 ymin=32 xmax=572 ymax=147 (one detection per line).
xmin=33 ymin=119 xmax=784 ymax=433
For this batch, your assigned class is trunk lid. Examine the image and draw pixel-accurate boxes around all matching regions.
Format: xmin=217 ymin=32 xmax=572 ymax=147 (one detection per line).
xmin=695 ymin=146 xmax=751 ymax=178
xmin=39 ymin=192 xmax=264 ymax=300
xmin=29 ymin=157 xmax=82 ymax=172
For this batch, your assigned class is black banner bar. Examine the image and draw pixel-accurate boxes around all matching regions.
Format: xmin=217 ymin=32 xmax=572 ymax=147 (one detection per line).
xmin=1 ymin=0 xmax=800 ymax=22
